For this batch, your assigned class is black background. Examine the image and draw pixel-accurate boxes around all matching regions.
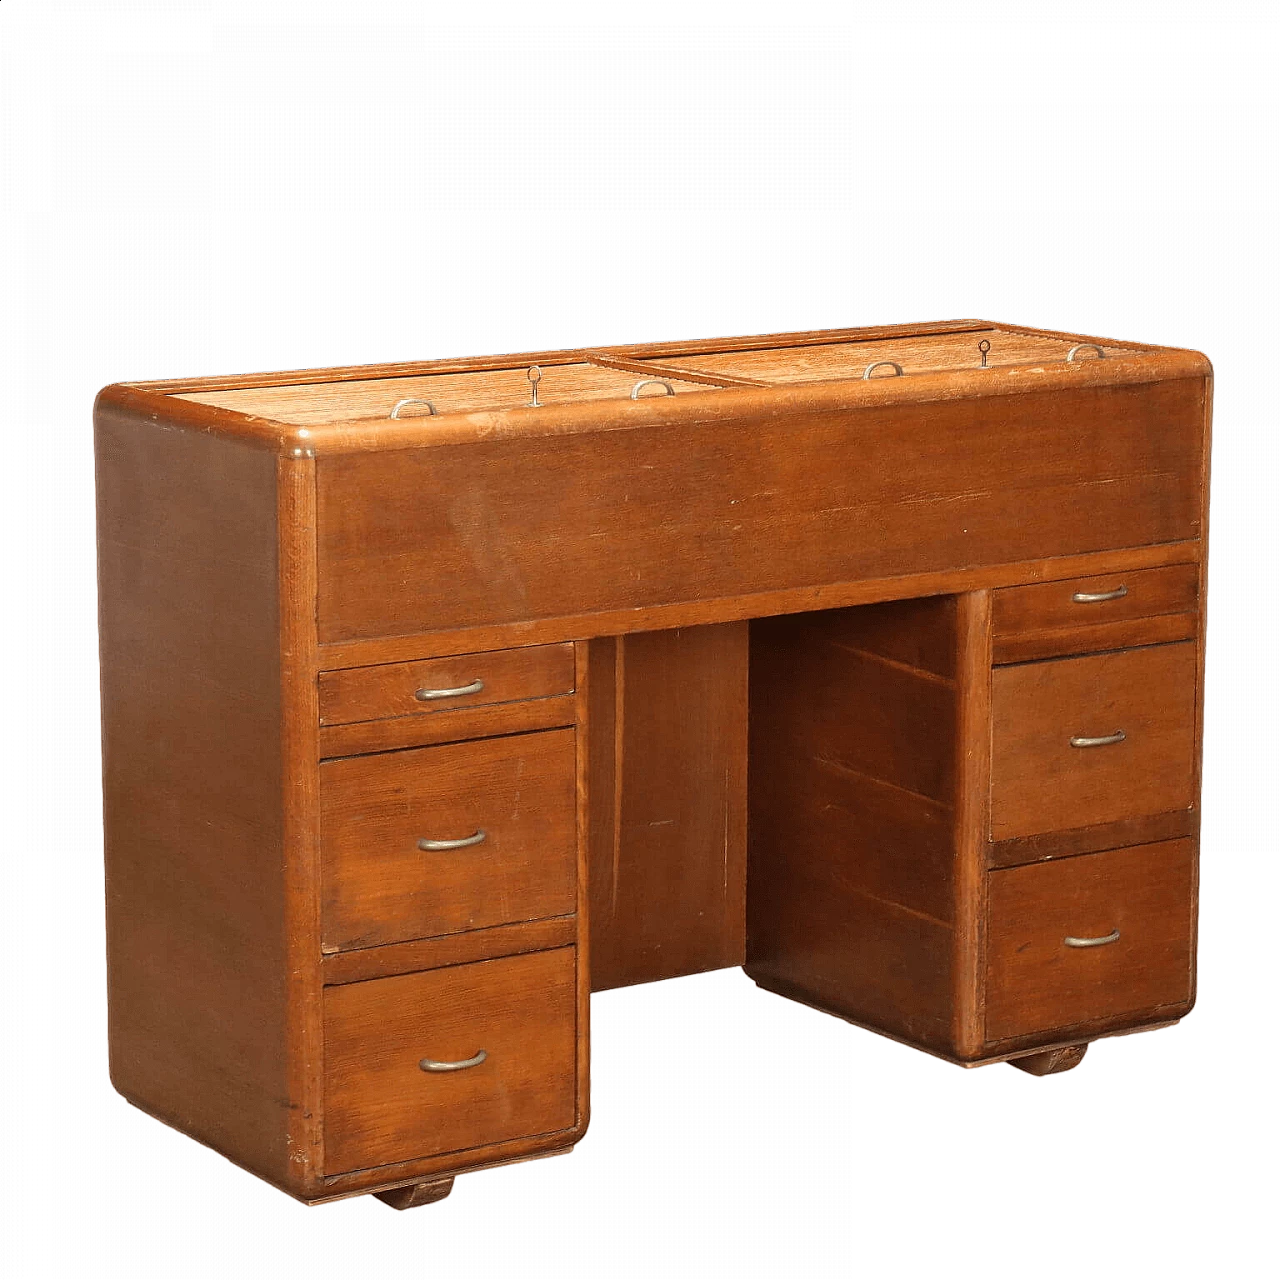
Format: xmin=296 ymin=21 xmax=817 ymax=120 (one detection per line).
xmin=92 ymin=264 xmax=1218 ymax=1233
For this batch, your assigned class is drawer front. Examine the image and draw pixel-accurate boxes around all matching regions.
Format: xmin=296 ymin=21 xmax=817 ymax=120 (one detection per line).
xmin=321 ymin=729 xmax=577 ymax=950
xmin=319 ymin=643 xmax=575 ymax=726
xmin=992 ymin=563 xmax=1198 ymax=663
xmin=323 ymin=948 xmax=578 ymax=1174
xmin=990 ymin=642 xmax=1196 ymax=841
xmin=986 ymin=839 xmax=1195 ymax=1043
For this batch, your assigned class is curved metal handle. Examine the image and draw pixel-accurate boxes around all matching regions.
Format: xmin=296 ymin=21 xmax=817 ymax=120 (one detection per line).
xmin=863 ymin=360 xmax=904 ymax=379
xmin=527 ymin=365 xmax=542 ymax=407
xmin=1066 ymin=343 xmax=1106 ymax=362
xmin=419 ymin=1049 xmax=488 ymax=1073
xmin=1070 ymin=730 xmax=1126 ymax=748
xmin=1073 ymin=585 xmax=1128 ymax=603
xmin=418 ymin=830 xmax=487 ymax=852
xmin=390 ymin=398 xmax=437 ymax=419
xmin=631 ymin=378 xmax=676 ymax=400
xmin=414 ymin=678 xmax=484 ymax=702
xmin=1064 ymin=929 xmax=1121 ymax=949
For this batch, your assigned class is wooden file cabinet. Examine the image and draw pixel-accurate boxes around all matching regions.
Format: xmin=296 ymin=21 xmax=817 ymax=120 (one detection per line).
xmin=96 ymin=319 xmax=1210 ymax=1204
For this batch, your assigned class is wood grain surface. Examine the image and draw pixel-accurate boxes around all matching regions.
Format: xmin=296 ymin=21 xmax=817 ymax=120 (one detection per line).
xmin=985 ymin=840 xmax=1195 ymax=1043
xmin=319 ymin=644 xmax=574 ymax=725
xmin=746 ymin=599 xmax=961 ymax=1053
xmin=321 ymin=730 xmax=577 ymax=950
xmin=314 ymin=377 xmax=1204 ymax=642
xmin=990 ymin=642 xmax=1197 ymax=840
xmin=587 ymin=625 xmax=749 ymax=990
xmin=97 ymin=406 xmax=299 ymax=1189
xmin=323 ymin=948 xmax=578 ymax=1174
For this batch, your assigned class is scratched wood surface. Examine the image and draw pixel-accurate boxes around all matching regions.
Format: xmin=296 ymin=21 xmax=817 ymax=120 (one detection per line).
xmin=314 ymin=377 xmax=1205 ymax=643
xmin=587 ymin=624 xmax=749 ymax=990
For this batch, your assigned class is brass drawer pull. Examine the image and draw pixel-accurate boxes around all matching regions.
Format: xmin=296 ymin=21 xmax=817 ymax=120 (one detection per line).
xmin=1066 ymin=343 xmax=1106 ymax=362
xmin=863 ymin=360 xmax=904 ymax=379
xmin=1070 ymin=730 xmax=1126 ymax=748
xmin=419 ymin=1049 xmax=488 ymax=1073
xmin=414 ymin=678 xmax=484 ymax=701
xmin=390 ymin=398 xmax=437 ymax=419
xmin=631 ymin=378 xmax=676 ymax=400
xmin=418 ymin=830 xmax=487 ymax=852
xmin=1072 ymin=585 xmax=1128 ymax=603
xmin=1064 ymin=929 xmax=1121 ymax=949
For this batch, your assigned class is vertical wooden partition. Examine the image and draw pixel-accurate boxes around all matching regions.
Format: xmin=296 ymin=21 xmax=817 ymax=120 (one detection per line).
xmin=746 ymin=595 xmax=982 ymax=1058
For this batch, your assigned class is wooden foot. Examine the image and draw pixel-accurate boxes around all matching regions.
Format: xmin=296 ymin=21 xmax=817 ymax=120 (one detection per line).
xmin=1008 ymin=1043 xmax=1088 ymax=1076
xmin=373 ymin=1177 xmax=455 ymax=1209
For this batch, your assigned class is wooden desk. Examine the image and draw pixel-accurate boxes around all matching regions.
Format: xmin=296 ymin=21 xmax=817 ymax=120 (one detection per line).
xmin=95 ymin=320 xmax=1211 ymax=1207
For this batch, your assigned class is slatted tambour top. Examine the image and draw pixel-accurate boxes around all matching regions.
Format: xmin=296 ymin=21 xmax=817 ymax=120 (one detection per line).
xmin=163 ymin=322 xmax=1152 ymax=426
xmin=655 ymin=328 xmax=1138 ymax=383
xmin=175 ymin=362 xmax=729 ymax=425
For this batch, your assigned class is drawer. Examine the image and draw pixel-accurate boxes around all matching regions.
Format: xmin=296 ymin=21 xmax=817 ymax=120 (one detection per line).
xmin=985 ymin=839 xmax=1195 ymax=1043
xmin=990 ymin=642 xmax=1196 ymax=841
xmin=321 ymin=729 xmax=577 ymax=951
xmin=992 ymin=563 xmax=1198 ymax=663
xmin=319 ymin=643 xmax=575 ymax=726
xmin=323 ymin=948 xmax=578 ymax=1174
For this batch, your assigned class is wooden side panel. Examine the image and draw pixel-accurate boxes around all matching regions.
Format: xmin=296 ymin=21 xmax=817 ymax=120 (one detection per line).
xmin=96 ymin=405 xmax=298 ymax=1189
xmin=315 ymin=378 xmax=1205 ymax=643
xmin=746 ymin=601 xmax=960 ymax=1054
xmin=587 ymin=624 xmax=749 ymax=990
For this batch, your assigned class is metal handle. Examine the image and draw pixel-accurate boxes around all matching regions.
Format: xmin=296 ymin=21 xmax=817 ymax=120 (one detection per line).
xmin=419 ymin=1049 xmax=488 ymax=1073
xmin=418 ymin=830 xmax=487 ymax=852
xmin=527 ymin=366 xmax=542 ymax=406
xmin=1072 ymin=585 xmax=1128 ymax=603
xmin=1064 ymin=929 xmax=1121 ymax=949
xmin=414 ymin=678 xmax=484 ymax=702
xmin=1070 ymin=730 xmax=1127 ymax=748
xmin=631 ymin=378 xmax=676 ymax=400
xmin=1066 ymin=343 xmax=1106 ymax=362
xmin=390 ymin=398 xmax=437 ymax=419
xmin=863 ymin=360 xmax=904 ymax=379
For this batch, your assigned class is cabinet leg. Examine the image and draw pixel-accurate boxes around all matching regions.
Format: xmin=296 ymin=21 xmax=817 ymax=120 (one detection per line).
xmin=373 ymin=1177 xmax=455 ymax=1209
xmin=1008 ymin=1043 xmax=1088 ymax=1076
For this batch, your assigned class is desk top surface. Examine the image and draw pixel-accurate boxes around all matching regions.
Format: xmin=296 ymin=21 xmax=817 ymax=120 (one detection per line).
xmin=102 ymin=319 xmax=1209 ymax=457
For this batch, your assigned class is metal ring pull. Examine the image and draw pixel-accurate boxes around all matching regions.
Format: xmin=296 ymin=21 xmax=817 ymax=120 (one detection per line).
xmin=1066 ymin=343 xmax=1106 ymax=362
xmin=631 ymin=379 xmax=676 ymax=400
xmin=1073 ymin=585 xmax=1128 ymax=603
xmin=1070 ymin=730 xmax=1127 ymax=748
xmin=419 ymin=1049 xmax=488 ymax=1073
xmin=418 ymin=830 xmax=487 ymax=852
xmin=527 ymin=366 xmax=542 ymax=406
xmin=390 ymin=398 xmax=437 ymax=419
xmin=414 ymin=678 xmax=484 ymax=701
xmin=863 ymin=360 xmax=904 ymax=379
xmin=1064 ymin=929 xmax=1121 ymax=949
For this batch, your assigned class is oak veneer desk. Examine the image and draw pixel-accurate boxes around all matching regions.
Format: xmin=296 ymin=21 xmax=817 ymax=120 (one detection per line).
xmin=96 ymin=320 xmax=1211 ymax=1209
